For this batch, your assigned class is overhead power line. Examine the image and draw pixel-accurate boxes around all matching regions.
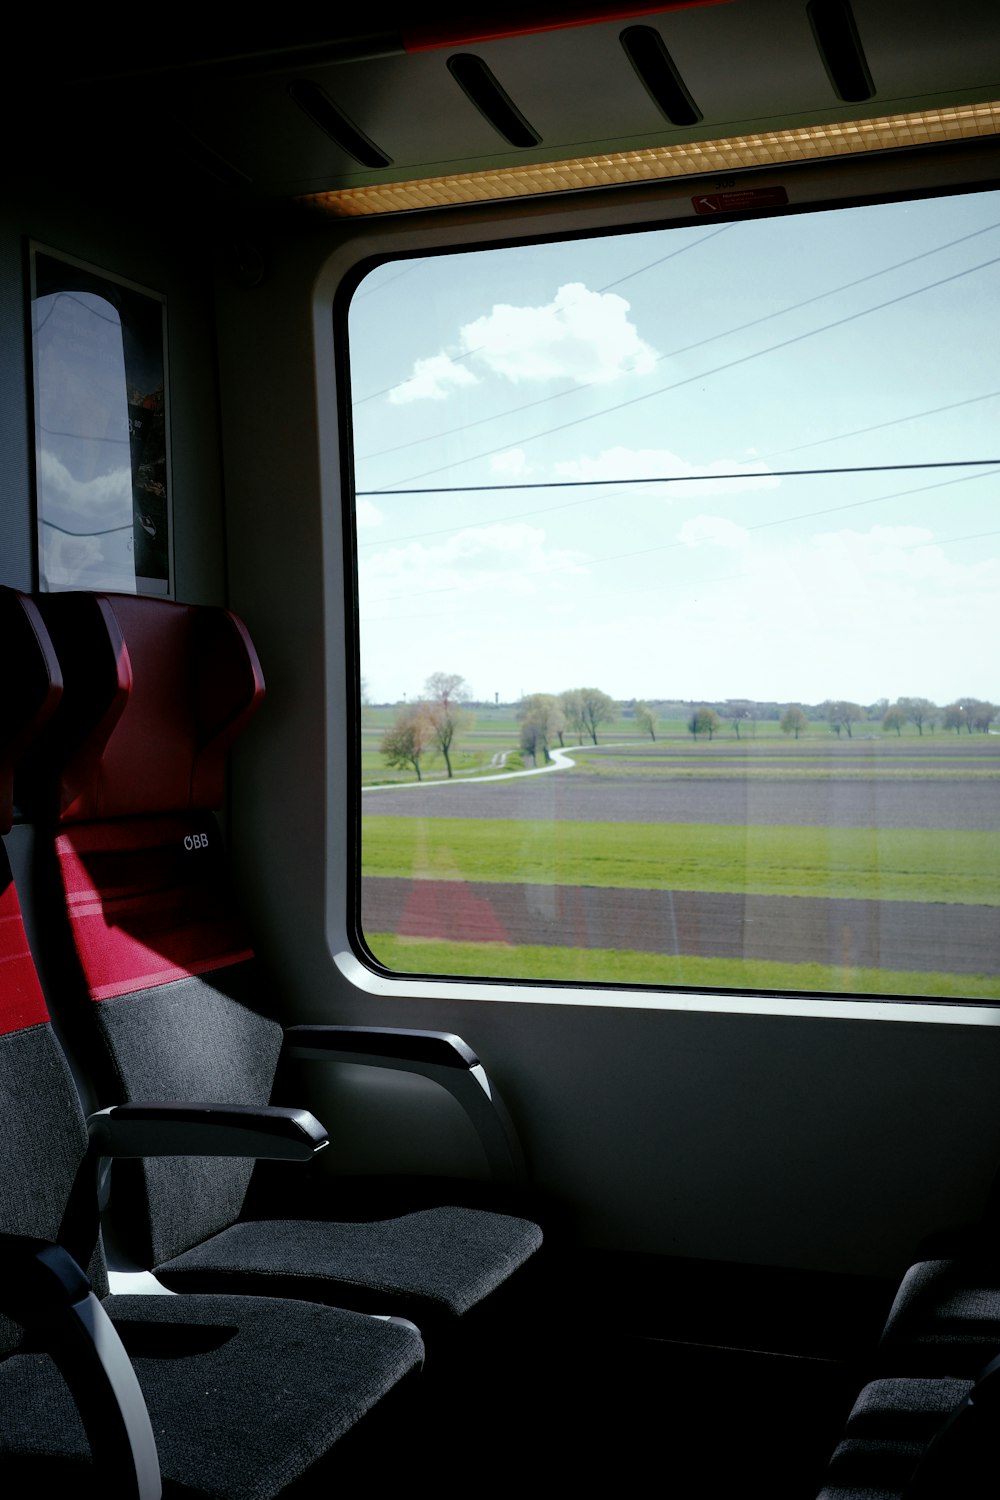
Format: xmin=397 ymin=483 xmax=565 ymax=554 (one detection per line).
xmin=373 ymin=251 xmax=1000 ymax=490
xmin=358 ymin=456 xmax=1000 ymax=498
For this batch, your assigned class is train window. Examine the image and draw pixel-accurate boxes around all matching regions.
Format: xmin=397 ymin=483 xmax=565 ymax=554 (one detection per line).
xmin=349 ymin=185 xmax=1000 ymax=1002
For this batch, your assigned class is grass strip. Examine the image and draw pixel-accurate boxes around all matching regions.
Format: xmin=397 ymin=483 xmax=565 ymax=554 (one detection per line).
xmin=363 ymin=933 xmax=1000 ymax=1000
xmin=361 ymin=816 xmax=1000 ymax=906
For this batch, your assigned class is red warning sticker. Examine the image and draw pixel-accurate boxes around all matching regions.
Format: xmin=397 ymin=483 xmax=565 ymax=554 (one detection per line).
xmin=691 ymin=187 xmax=789 ymax=214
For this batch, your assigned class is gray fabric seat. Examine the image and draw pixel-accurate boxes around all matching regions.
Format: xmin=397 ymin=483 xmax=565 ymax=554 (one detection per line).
xmin=816 ymin=1377 xmax=975 ymax=1500
xmin=156 ymin=1206 xmax=542 ymax=1321
xmin=0 ymin=1294 xmax=420 ymax=1498
xmin=0 ymin=587 xmax=425 ymax=1495
xmin=875 ymin=1254 xmax=1000 ymax=1379
xmin=17 ymin=590 xmax=542 ymax=1338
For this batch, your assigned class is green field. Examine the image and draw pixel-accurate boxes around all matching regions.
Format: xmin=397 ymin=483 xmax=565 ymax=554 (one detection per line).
xmin=365 ymin=933 xmax=1000 ymax=1000
xmin=360 ymin=724 xmax=998 ymax=998
xmin=362 ymin=815 xmax=1000 ymax=906
xmin=361 ymin=707 xmax=998 ymax=785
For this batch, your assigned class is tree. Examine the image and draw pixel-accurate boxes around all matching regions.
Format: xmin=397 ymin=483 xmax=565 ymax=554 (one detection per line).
xmin=897 ymin=697 xmax=936 ymax=736
xmin=780 ymin=706 xmax=808 ymax=739
xmin=974 ymin=700 xmax=997 ymax=733
xmin=423 ymin=671 xmax=472 ymax=778
xmin=881 ymin=705 xmax=907 ymax=736
xmin=578 ymin=687 xmax=617 ymax=745
xmin=634 ymin=702 xmax=657 ymax=741
xmin=688 ymin=707 xmax=721 ymax=740
xmin=559 ymin=689 xmax=584 ymax=745
xmin=945 ymin=698 xmax=997 ymax=734
xmin=725 ymin=700 xmax=756 ymax=739
xmin=824 ymin=701 xmax=865 ymax=739
xmin=518 ymin=693 xmax=564 ymax=766
xmin=380 ymin=704 xmax=431 ymax=781
xmin=963 ymin=697 xmax=996 ymax=733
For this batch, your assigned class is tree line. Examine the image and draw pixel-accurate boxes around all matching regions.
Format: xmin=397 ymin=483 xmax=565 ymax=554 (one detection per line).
xmin=377 ymin=678 xmax=996 ymax=779
xmin=678 ymin=696 xmax=997 ymax=741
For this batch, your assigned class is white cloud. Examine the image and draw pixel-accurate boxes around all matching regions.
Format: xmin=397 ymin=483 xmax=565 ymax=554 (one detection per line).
xmin=381 ymin=283 xmax=656 ymax=408
xmin=459 ymin=283 xmax=657 ymax=385
xmin=387 ymin=354 xmax=479 ymax=404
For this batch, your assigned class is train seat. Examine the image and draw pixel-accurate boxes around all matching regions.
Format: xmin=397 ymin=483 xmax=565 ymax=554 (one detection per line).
xmin=873 ymin=1250 xmax=1000 ymax=1379
xmin=17 ymin=589 xmax=542 ymax=1338
xmin=815 ymin=1351 xmax=1000 ymax=1500
xmin=814 ymin=1224 xmax=1000 ymax=1491
xmin=0 ymin=587 xmax=425 ymax=1496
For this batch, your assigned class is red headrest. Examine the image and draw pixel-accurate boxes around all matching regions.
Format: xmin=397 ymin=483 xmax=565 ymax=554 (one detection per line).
xmin=20 ymin=593 xmax=264 ymax=823
xmin=0 ymin=588 xmax=63 ymax=834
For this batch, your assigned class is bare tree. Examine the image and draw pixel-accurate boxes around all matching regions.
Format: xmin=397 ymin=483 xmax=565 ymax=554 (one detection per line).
xmin=945 ymin=698 xmax=997 ymax=734
xmin=897 ymin=697 xmax=936 ymax=736
xmin=725 ymin=699 xmax=755 ymax=739
xmin=824 ymin=701 xmax=865 ymax=739
xmin=423 ymin=671 xmax=472 ymax=778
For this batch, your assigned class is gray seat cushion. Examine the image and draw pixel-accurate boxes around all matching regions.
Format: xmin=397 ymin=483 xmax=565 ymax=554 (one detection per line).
xmin=155 ymin=1207 xmax=543 ymax=1322
xmin=0 ymin=1293 xmax=422 ymax=1499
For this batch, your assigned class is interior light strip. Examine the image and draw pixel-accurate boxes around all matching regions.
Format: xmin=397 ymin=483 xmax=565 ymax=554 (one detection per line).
xmin=298 ymin=101 xmax=1000 ymax=218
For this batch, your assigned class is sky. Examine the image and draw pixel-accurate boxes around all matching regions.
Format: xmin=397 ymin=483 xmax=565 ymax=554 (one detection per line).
xmin=348 ymin=188 xmax=1000 ymax=707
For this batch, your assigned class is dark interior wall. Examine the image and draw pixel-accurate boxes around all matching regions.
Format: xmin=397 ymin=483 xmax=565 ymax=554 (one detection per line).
xmin=0 ymin=177 xmax=227 ymax=602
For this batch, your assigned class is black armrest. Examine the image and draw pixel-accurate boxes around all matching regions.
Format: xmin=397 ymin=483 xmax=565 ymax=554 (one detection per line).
xmin=87 ymin=1103 xmax=328 ymax=1161
xmin=0 ymin=1235 xmax=161 ymax=1499
xmin=284 ymin=1026 xmax=525 ymax=1185
xmin=287 ymin=1026 xmax=480 ymax=1070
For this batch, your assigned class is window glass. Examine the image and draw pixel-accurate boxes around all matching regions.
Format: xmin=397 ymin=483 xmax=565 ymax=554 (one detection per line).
xmin=349 ymin=189 xmax=1000 ymax=1000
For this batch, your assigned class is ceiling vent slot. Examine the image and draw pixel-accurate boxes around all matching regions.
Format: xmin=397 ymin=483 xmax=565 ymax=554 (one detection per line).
xmin=446 ymin=54 xmax=540 ymax=147
xmin=620 ymin=25 xmax=701 ymax=126
xmin=288 ymin=80 xmax=392 ymax=168
xmin=807 ymin=0 xmax=875 ymax=103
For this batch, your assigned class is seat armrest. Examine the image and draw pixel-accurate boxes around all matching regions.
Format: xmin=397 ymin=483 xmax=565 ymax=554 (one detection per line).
xmin=87 ymin=1103 xmax=328 ymax=1161
xmin=286 ymin=1027 xmax=480 ymax=1070
xmin=284 ymin=1026 xmax=525 ymax=1185
xmin=0 ymin=1235 xmax=161 ymax=1499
